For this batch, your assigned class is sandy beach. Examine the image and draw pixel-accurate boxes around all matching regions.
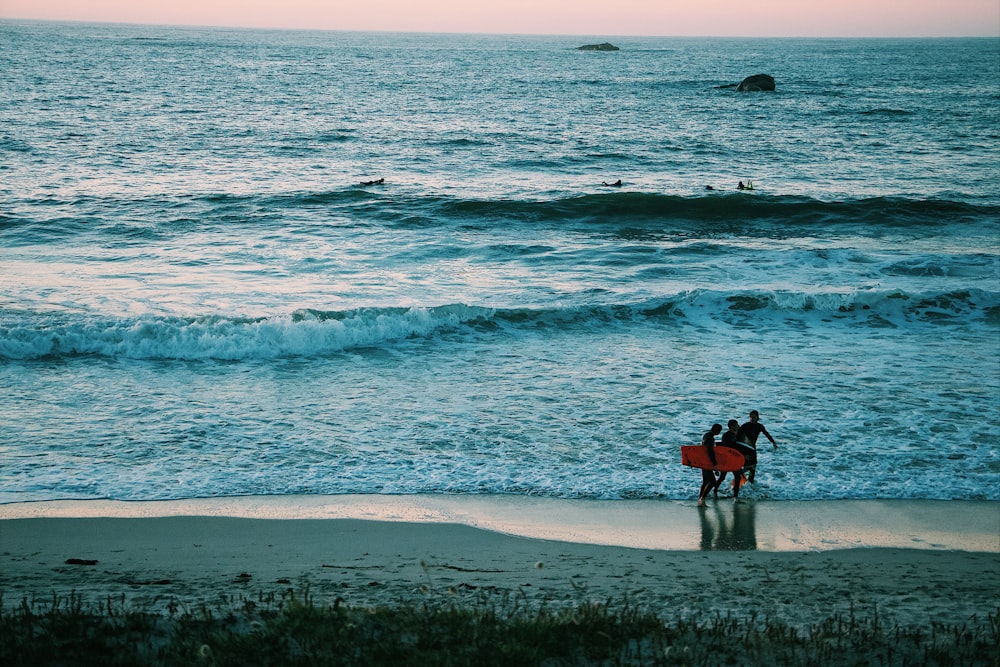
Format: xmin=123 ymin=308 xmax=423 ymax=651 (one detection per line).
xmin=2 ymin=496 xmax=997 ymax=632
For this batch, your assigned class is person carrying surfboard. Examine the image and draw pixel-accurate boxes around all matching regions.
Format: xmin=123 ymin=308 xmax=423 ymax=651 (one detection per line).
xmin=697 ymin=423 xmax=723 ymax=506
xmin=714 ymin=419 xmax=756 ymax=501
xmin=737 ymin=410 xmax=777 ymax=483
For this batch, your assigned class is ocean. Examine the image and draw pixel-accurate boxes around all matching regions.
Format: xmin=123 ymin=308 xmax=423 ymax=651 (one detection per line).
xmin=1 ymin=22 xmax=998 ymax=505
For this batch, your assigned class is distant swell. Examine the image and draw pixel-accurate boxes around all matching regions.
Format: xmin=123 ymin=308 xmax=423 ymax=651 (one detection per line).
xmin=4 ymin=193 xmax=995 ymax=242
xmin=2 ymin=289 xmax=995 ymax=361
xmin=307 ymin=192 xmax=998 ymax=230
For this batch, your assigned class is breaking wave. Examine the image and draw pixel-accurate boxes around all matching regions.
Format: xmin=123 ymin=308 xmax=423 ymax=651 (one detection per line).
xmin=3 ymin=288 xmax=995 ymax=361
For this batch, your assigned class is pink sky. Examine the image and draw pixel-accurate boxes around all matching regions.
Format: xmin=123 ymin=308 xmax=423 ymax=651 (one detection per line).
xmin=1 ymin=0 xmax=997 ymax=37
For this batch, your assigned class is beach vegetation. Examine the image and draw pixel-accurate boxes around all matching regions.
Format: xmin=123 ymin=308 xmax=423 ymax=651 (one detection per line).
xmin=1 ymin=589 xmax=997 ymax=666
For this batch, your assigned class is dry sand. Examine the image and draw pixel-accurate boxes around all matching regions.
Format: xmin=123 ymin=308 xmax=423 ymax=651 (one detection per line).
xmin=1 ymin=496 xmax=997 ymax=630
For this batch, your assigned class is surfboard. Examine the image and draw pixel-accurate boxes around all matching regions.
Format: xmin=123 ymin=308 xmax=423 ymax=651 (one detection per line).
xmin=680 ymin=445 xmax=745 ymax=472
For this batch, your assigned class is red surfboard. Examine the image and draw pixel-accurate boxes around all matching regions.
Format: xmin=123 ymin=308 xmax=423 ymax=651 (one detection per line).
xmin=680 ymin=445 xmax=745 ymax=472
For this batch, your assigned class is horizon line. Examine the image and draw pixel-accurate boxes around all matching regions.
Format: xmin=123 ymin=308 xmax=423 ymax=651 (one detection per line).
xmin=2 ymin=16 xmax=997 ymax=40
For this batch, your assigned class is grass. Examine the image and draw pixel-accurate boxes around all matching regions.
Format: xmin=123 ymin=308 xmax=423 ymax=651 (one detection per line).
xmin=1 ymin=589 xmax=997 ymax=666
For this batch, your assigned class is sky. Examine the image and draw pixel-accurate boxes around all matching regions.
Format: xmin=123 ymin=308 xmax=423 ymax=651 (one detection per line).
xmin=1 ymin=0 xmax=998 ymax=37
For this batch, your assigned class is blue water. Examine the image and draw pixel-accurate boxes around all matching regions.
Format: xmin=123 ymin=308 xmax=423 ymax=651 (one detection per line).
xmin=2 ymin=22 xmax=998 ymax=504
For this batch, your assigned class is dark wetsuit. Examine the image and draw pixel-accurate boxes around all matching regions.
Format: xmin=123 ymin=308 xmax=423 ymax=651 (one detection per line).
xmin=716 ymin=429 xmax=755 ymax=497
xmin=724 ymin=429 xmax=757 ymax=466
xmin=737 ymin=420 xmax=773 ymax=483
xmin=698 ymin=430 xmax=718 ymax=502
xmin=737 ymin=421 xmax=773 ymax=450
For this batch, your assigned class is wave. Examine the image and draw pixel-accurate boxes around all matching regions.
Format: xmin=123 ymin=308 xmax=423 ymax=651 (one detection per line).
xmin=3 ymin=288 xmax=995 ymax=361
xmin=357 ymin=193 xmax=998 ymax=231
xmin=0 ymin=306 xmax=483 ymax=361
xmin=860 ymin=108 xmax=912 ymax=117
xmin=443 ymin=193 xmax=998 ymax=230
xmin=3 ymin=192 xmax=995 ymax=241
xmin=0 ymin=135 xmax=33 ymax=153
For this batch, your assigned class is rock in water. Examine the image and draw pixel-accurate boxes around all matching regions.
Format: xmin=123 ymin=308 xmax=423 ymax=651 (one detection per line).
xmin=736 ymin=74 xmax=775 ymax=92
xmin=577 ymin=42 xmax=619 ymax=51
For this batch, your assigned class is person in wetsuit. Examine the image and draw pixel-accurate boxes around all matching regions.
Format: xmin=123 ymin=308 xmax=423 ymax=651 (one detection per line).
xmin=698 ymin=423 xmax=723 ymax=506
xmin=714 ymin=419 xmax=756 ymax=501
xmin=737 ymin=410 xmax=777 ymax=483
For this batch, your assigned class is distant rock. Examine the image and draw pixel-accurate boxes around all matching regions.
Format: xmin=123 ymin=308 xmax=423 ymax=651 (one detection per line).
xmin=736 ymin=74 xmax=776 ymax=92
xmin=577 ymin=42 xmax=619 ymax=51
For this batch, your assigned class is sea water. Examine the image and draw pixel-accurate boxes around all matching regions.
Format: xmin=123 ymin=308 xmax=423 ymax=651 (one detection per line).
xmin=1 ymin=22 xmax=998 ymax=504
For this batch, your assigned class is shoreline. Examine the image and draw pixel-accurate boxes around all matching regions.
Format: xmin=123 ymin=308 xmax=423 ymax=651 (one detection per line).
xmin=2 ymin=517 xmax=998 ymax=631
xmin=1 ymin=495 xmax=997 ymax=552
xmin=2 ymin=496 xmax=998 ymax=635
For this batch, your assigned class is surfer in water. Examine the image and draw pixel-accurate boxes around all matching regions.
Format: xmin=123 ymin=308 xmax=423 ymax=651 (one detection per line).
xmin=737 ymin=410 xmax=777 ymax=483
xmin=697 ymin=423 xmax=722 ymax=506
xmin=714 ymin=419 xmax=756 ymax=501
xmin=602 ymin=179 xmax=623 ymax=187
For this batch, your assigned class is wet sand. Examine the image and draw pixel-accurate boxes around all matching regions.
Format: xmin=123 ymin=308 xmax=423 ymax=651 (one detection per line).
xmin=1 ymin=496 xmax=997 ymax=629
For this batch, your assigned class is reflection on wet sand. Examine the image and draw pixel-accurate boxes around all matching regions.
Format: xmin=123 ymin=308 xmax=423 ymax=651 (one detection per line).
xmin=699 ymin=502 xmax=757 ymax=551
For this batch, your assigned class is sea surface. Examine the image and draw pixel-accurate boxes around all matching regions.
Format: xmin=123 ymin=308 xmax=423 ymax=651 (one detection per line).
xmin=2 ymin=22 xmax=998 ymax=505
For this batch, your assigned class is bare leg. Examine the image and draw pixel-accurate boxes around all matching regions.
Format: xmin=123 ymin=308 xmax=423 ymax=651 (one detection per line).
xmin=713 ymin=472 xmax=727 ymax=497
xmin=733 ymin=469 xmax=745 ymax=502
xmin=698 ymin=470 xmax=715 ymax=505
